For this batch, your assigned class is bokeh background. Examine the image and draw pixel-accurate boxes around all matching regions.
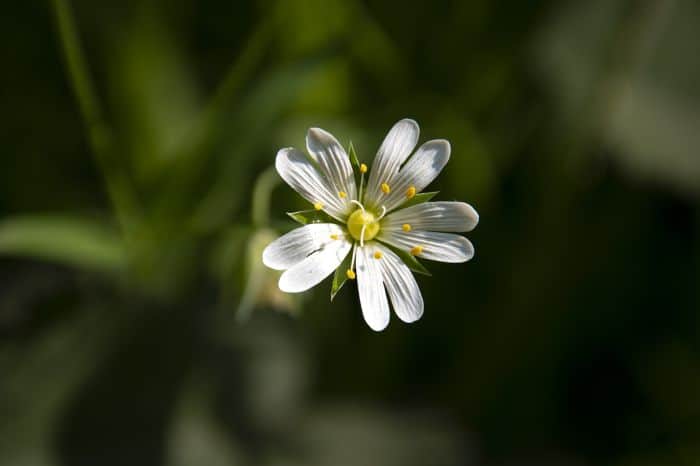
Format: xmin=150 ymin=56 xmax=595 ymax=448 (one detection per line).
xmin=2 ymin=0 xmax=699 ymax=465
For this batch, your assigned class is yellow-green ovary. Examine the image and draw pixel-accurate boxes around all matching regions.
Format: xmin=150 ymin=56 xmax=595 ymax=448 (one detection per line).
xmin=347 ymin=209 xmax=380 ymax=241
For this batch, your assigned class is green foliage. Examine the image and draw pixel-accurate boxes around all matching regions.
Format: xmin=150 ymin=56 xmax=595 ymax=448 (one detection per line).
xmin=0 ymin=215 xmax=125 ymax=271
xmin=398 ymin=191 xmax=439 ymax=209
xmin=330 ymin=250 xmax=353 ymax=300
xmin=287 ymin=209 xmax=336 ymax=225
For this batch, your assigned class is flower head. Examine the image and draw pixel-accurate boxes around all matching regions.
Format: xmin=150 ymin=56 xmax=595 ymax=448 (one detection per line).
xmin=262 ymin=119 xmax=478 ymax=331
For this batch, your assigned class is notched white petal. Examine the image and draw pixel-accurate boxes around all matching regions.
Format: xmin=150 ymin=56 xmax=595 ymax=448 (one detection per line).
xmin=365 ymin=119 xmax=420 ymax=207
xmin=383 ymin=201 xmax=479 ymax=232
xmin=375 ymin=244 xmax=424 ymax=323
xmin=262 ymin=223 xmax=346 ymax=270
xmin=275 ymin=148 xmax=348 ymax=221
xmin=378 ymin=230 xmax=474 ymax=263
xmin=306 ymin=127 xmax=357 ymax=204
xmin=356 ymin=246 xmax=390 ymax=331
xmin=278 ymin=238 xmax=352 ymax=293
xmin=379 ymin=139 xmax=451 ymax=212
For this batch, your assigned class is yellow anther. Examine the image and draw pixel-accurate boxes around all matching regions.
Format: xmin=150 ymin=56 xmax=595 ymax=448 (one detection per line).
xmin=360 ymin=163 xmax=368 ymax=173
xmin=410 ymin=246 xmax=423 ymax=256
xmin=406 ymin=186 xmax=416 ymax=199
xmin=346 ymin=269 xmax=356 ymax=280
xmin=374 ymin=251 xmax=383 ymax=259
xmin=338 ymin=191 xmax=347 ymax=198
xmin=330 ymin=234 xmax=339 ymax=240
xmin=313 ymin=202 xmax=323 ymax=211
xmin=381 ymin=183 xmax=391 ymax=194
xmin=402 ymin=223 xmax=412 ymax=232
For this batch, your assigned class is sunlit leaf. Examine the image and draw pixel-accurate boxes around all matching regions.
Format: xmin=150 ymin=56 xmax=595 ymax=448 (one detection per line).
xmin=330 ymin=249 xmax=353 ymax=301
xmin=286 ymin=209 xmax=335 ymax=225
xmin=398 ymin=191 xmax=439 ymax=209
xmin=347 ymin=140 xmax=360 ymax=168
xmin=0 ymin=215 xmax=126 ymax=271
xmin=380 ymin=242 xmax=432 ymax=276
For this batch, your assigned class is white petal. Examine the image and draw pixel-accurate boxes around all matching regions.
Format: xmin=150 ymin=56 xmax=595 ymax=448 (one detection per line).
xmin=365 ymin=119 xmax=419 ymax=207
xmin=374 ymin=243 xmax=423 ymax=323
xmin=275 ymin=148 xmax=348 ymax=221
xmin=356 ymin=245 xmax=390 ymax=331
xmin=383 ymin=201 xmax=479 ymax=233
xmin=262 ymin=223 xmax=346 ymax=270
xmin=306 ymin=128 xmax=357 ymax=206
xmin=378 ymin=230 xmax=474 ymax=263
xmin=371 ymin=139 xmax=450 ymax=212
xmin=278 ymin=238 xmax=352 ymax=293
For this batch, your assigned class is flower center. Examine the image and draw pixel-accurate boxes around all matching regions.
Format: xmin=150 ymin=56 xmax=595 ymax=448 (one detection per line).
xmin=347 ymin=209 xmax=380 ymax=242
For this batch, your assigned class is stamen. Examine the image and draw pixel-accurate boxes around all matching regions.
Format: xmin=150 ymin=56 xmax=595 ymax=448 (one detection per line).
xmin=381 ymin=183 xmax=391 ymax=194
xmin=350 ymin=244 xmax=358 ymax=270
xmin=402 ymin=223 xmax=411 ymax=232
xmin=406 ymin=186 xmax=416 ymax=199
xmin=350 ymin=200 xmax=365 ymax=212
xmin=359 ymin=166 xmax=366 ymax=201
xmin=346 ymin=269 xmax=356 ymax=280
xmin=313 ymin=202 xmax=323 ymax=211
xmin=410 ymin=246 xmax=423 ymax=256
xmin=330 ymin=234 xmax=339 ymax=240
xmin=374 ymin=250 xmax=383 ymax=259
xmin=338 ymin=191 xmax=347 ymax=199
xmin=360 ymin=224 xmax=367 ymax=247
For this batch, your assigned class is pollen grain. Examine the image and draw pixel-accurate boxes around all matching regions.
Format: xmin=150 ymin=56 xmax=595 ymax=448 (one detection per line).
xmin=402 ymin=223 xmax=412 ymax=232
xmin=410 ymin=246 xmax=423 ymax=256
xmin=381 ymin=183 xmax=391 ymax=194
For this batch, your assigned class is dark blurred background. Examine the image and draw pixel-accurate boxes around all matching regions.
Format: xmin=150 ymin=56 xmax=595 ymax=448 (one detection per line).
xmin=1 ymin=0 xmax=699 ymax=465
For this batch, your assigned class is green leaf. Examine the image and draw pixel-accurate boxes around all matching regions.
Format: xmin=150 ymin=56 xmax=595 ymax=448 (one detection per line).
xmin=330 ymin=249 xmax=353 ymax=301
xmin=286 ymin=209 xmax=335 ymax=225
xmin=347 ymin=140 xmax=360 ymax=168
xmin=380 ymin=242 xmax=432 ymax=276
xmin=0 ymin=215 xmax=126 ymax=271
xmin=399 ymin=191 xmax=439 ymax=209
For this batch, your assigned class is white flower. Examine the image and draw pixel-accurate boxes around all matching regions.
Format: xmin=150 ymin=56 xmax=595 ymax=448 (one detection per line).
xmin=262 ymin=119 xmax=479 ymax=331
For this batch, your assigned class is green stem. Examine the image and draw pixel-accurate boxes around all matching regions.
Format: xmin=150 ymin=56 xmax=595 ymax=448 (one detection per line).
xmin=251 ymin=166 xmax=280 ymax=228
xmin=50 ymin=0 xmax=138 ymax=230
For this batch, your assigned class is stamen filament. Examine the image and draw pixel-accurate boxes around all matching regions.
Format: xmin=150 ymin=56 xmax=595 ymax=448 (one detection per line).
xmin=350 ymin=200 xmax=365 ymax=212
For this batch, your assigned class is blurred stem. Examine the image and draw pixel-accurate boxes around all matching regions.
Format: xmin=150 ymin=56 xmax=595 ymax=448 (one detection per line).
xmin=50 ymin=0 xmax=139 ymax=231
xmin=251 ymin=166 xmax=280 ymax=228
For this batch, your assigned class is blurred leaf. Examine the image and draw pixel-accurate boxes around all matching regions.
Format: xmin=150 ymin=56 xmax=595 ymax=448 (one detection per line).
xmin=330 ymin=249 xmax=353 ymax=301
xmin=380 ymin=242 xmax=431 ymax=276
xmin=397 ymin=191 xmax=438 ymax=209
xmin=109 ymin=7 xmax=199 ymax=181
xmin=287 ymin=209 xmax=335 ymax=226
xmin=0 ymin=215 xmax=125 ymax=271
xmin=190 ymin=61 xmax=325 ymax=233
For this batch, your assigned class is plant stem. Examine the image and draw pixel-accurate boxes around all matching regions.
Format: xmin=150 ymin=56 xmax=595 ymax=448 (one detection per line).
xmin=50 ymin=0 xmax=139 ymax=231
xmin=251 ymin=166 xmax=280 ymax=228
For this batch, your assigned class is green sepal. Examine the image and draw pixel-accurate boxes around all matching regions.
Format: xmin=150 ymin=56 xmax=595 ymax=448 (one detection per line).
xmin=380 ymin=242 xmax=432 ymax=276
xmin=286 ymin=209 xmax=335 ymax=225
xmin=330 ymin=248 xmax=354 ymax=301
xmin=347 ymin=140 xmax=360 ymax=168
xmin=399 ymin=191 xmax=439 ymax=209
